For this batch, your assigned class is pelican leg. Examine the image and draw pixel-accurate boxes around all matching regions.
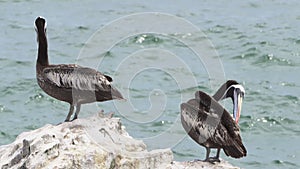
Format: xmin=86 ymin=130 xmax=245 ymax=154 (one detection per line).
xmin=65 ymin=105 xmax=75 ymax=122
xmin=208 ymin=148 xmax=221 ymax=162
xmin=204 ymin=148 xmax=221 ymax=163
xmin=71 ymin=104 xmax=81 ymax=121
xmin=214 ymin=148 xmax=221 ymax=159
xmin=204 ymin=147 xmax=211 ymax=161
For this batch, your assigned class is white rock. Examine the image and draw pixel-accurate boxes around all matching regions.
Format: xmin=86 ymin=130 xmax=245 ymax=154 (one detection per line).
xmin=0 ymin=113 xmax=172 ymax=169
xmin=168 ymin=160 xmax=240 ymax=169
xmin=0 ymin=112 xmax=240 ymax=169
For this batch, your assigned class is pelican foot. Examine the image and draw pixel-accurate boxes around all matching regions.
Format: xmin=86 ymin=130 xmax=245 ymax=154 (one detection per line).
xmin=204 ymin=157 xmax=220 ymax=163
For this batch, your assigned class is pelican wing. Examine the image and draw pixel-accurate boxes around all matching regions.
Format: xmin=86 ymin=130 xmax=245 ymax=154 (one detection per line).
xmin=195 ymin=91 xmax=242 ymax=141
xmin=42 ymin=64 xmax=112 ymax=92
xmin=181 ymin=99 xmax=223 ymax=145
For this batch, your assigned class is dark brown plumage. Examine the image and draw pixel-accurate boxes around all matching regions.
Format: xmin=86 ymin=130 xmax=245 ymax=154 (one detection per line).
xmin=35 ymin=17 xmax=124 ymax=122
xmin=181 ymin=80 xmax=246 ymax=162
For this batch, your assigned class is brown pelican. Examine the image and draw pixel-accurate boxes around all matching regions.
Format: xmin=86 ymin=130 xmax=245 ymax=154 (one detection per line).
xmin=181 ymin=80 xmax=246 ymax=162
xmin=35 ymin=17 xmax=124 ymax=122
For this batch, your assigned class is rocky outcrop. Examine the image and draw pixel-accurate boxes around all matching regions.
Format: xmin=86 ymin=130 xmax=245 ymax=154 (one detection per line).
xmin=0 ymin=112 xmax=239 ymax=169
xmin=169 ymin=161 xmax=239 ymax=169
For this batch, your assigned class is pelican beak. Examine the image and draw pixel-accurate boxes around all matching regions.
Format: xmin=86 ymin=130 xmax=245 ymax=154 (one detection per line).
xmin=233 ymin=89 xmax=244 ymax=123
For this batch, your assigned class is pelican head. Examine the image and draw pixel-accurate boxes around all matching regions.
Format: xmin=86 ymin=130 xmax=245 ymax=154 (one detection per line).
xmin=231 ymin=84 xmax=245 ymax=123
xmin=35 ymin=16 xmax=47 ymax=42
xmin=211 ymin=80 xmax=245 ymax=123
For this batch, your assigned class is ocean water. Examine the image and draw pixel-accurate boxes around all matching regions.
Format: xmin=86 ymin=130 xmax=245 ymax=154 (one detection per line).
xmin=0 ymin=1 xmax=300 ymax=168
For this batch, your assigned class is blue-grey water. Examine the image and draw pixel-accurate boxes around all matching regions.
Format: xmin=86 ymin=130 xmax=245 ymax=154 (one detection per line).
xmin=1 ymin=1 xmax=300 ymax=168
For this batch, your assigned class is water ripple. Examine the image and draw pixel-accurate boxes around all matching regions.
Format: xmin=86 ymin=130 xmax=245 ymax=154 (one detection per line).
xmin=272 ymin=160 xmax=298 ymax=168
xmin=0 ymin=80 xmax=35 ymax=97
xmin=246 ymin=115 xmax=300 ymax=135
xmin=253 ymin=54 xmax=295 ymax=66
xmin=132 ymin=34 xmax=163 ymax=45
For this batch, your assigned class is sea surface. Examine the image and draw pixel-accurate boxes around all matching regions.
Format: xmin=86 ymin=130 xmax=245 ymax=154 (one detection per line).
xmin=0 ymin=1 xmax=300 ymax=168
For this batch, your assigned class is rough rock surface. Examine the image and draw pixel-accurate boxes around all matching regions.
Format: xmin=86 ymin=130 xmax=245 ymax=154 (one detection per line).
xmin=168 ymin=160 xmax=239 ymax=169
xmin=0 ymin=112 xmax=239 ymax=169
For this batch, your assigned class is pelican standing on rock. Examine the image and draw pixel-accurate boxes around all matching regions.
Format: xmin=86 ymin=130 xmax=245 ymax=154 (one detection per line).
xmin=181 ymin=80 xmax=247 ymax=162
xmin=35 ymin=17 xmax=124 ymax=122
